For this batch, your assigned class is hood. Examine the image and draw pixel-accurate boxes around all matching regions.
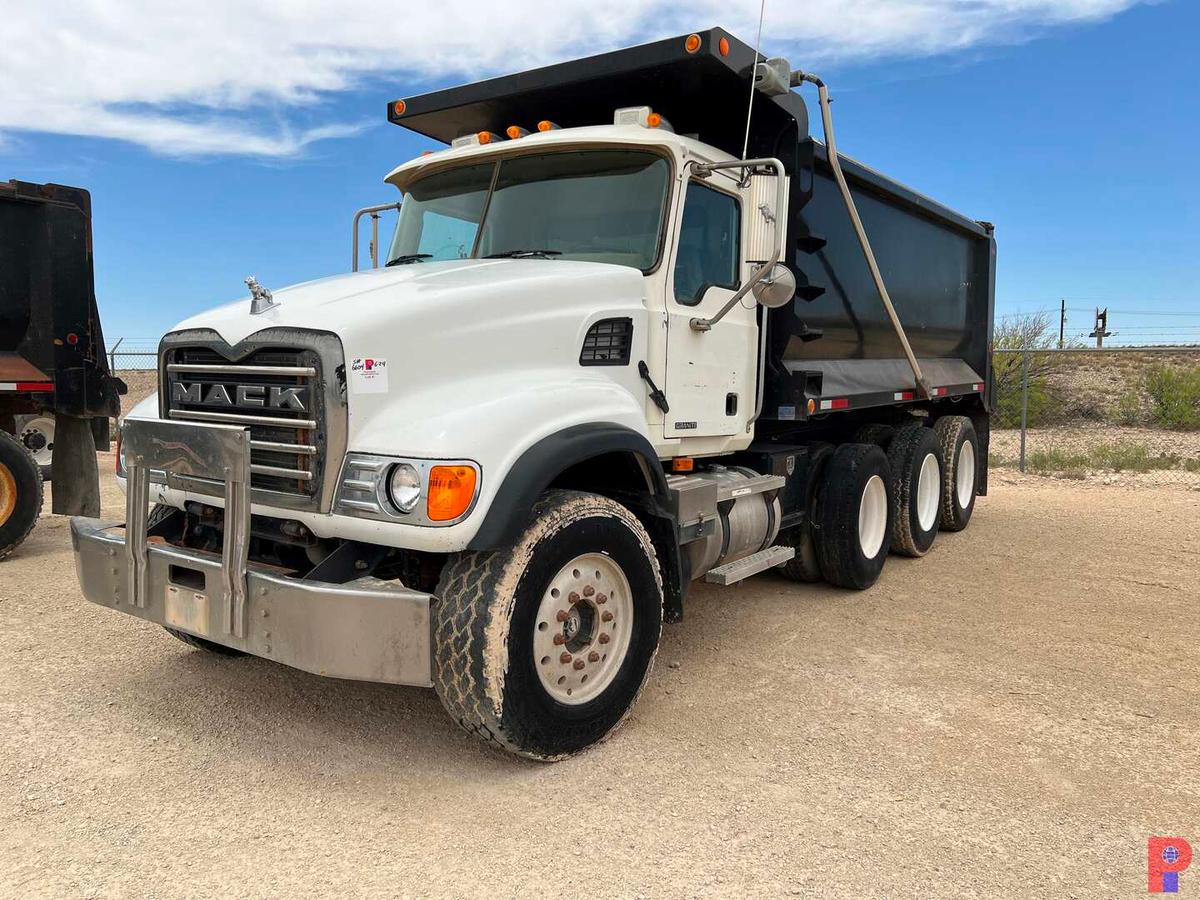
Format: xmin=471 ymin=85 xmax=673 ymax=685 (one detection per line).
xmin=170 ymin=259 xmax=642 ymax=348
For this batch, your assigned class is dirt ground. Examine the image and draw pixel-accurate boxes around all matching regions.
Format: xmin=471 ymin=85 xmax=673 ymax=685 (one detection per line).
xmin=1 ymin=455 xmax=1197 ymax=898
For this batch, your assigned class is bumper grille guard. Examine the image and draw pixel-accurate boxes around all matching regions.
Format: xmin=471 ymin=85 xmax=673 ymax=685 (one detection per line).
xmin=122 ymin=418 xmax=251 ymax=637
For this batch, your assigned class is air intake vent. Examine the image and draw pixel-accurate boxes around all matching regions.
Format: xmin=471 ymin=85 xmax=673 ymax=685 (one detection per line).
xmin=579 ymin=318 xmax=633 ymax=366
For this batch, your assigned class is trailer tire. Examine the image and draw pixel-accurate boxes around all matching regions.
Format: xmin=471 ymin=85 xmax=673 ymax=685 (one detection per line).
xmin=0 ymin=430 xmax=43 ymax=561
xmin=432 ymin=490 xmax=662 ymax=760
xmin=853 ymin=423 xmax=895 ymax=449
xmin=813 ymin=443 xmax=893 ymax=590
xmin=887 ymin=423 xmax=942 ymax=557
xmin=933 ymin=416 xmax=978 ymax=532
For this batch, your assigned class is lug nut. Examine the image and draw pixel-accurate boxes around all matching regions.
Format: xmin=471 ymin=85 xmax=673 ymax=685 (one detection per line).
xmin=588 ymin=651 xmax=600 ymax=662
xmin=556 ymin=609 xmax=569 ymax=622
xmin=553 ymin=634 xmax=566 ymax=645
xmin=596 ymin=593 xmax=607 ymax=605
xmin=568 ymin=591 xmax=580 ymax=605
xmin=573 ymin=659 xmax=586 ymax=670
xmin=582 ymin=585 xmax=595 ymax=597
xmin=601 ymin=611 xmax=614 ymax=622
xmin=598 ymin=633 xmax=611 ymax=644
xmin=560 ymin=652 xmax=573 ymax=664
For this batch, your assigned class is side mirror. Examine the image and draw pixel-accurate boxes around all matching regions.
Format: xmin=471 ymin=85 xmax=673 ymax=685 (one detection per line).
xmin=751 ymin=264 xmax=796 ymax=309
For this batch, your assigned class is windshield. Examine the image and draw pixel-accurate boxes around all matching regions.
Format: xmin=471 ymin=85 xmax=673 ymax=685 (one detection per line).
xmin=387 ymin=150 xmax=671 ymax=271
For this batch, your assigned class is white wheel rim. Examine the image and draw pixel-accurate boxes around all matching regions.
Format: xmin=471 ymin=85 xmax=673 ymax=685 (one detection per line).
xmin=19 ymin=417 xmax=55 ymax=468
xmin=533 ymin=552 xmax=634 ymax=706
xmin=916 ymin=452 xmax=940 ymax=532
xmin=858 ymin=475 xmax=888 ymax=559
xmin=956 ymin=439 xmax=976 ymax=509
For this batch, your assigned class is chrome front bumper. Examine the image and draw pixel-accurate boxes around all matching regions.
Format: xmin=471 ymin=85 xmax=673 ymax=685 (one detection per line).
xmin=71 ymin=419 xmax=433 ymax=687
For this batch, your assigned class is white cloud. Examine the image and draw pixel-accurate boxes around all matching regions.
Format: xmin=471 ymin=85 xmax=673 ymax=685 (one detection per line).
xmin=2 ymin=0 xmax=1145 ymax=158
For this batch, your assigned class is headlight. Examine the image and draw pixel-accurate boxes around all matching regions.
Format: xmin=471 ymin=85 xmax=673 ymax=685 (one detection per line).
xmin=335 ymin=453 xmax=480 ymax=525
xmin=387 ymin=463 xmax=421 ymax=513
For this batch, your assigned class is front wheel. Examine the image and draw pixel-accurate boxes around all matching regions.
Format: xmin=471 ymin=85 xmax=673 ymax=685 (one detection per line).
xmin=432 ymin=490 xmax=663 ymax=760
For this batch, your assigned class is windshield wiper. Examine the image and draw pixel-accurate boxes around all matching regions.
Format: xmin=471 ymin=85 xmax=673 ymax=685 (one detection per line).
xmin=483 ymin=249 xmax=563 ymax=259
xmin=385 ymin=253 xmax=433 ymax=266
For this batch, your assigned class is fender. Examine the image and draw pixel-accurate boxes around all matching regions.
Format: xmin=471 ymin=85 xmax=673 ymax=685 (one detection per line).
xmin=467 ymin=422 xmax=669 ymax=551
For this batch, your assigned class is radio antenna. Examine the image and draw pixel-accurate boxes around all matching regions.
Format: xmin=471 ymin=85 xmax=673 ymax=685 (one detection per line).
xmin=740 ymin=0 xmax=767 ymax=160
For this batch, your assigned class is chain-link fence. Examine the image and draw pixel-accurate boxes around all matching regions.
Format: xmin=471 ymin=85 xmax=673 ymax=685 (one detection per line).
xmin=108 ymin=348 xmax=159 ymax=418
xmin=991 ymin=347 xmax=1200 ymax=487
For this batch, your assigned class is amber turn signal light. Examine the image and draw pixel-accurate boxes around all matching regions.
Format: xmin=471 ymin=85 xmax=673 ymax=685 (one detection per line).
xmin=672 ymin=458 xmax=694 ymax=473
xmin=428 ymin=465 xmax=478 ymax=521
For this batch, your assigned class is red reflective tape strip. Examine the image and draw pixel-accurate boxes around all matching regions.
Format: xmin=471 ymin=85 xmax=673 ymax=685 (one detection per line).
xmin=894 ymin=391 xmax=914 ymax=401
xmin=16 ymin=382 xmax=54 ymax=392
xmin=931 ymin=387 xmax=947 ymax=397
xmin=973 ymin=382 xmax=984 ymax=392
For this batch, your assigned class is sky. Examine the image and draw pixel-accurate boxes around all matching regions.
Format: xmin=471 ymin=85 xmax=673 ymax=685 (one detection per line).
xmin=3 ymin=0 xmax=1196 ymax=348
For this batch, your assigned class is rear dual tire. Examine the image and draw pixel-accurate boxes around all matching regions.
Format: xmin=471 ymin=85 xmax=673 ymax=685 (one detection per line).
xmin=933 ymin=416 xmax=978 ymax=532
xmin=813 ymin=443 xmax=894 ymax=590
xmin=887 ymin=423 xmax=943 ymax=558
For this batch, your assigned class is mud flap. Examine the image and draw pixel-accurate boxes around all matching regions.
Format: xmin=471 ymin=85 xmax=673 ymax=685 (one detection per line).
xmin=50 ymin=413 xmax=99 ymax=516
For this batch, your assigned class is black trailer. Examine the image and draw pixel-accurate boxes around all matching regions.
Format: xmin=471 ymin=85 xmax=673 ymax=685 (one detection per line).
xmin=0 ymin=180 xmax=124 ymax=558
xmin=389 ymin=25 xmax=994 ymax=486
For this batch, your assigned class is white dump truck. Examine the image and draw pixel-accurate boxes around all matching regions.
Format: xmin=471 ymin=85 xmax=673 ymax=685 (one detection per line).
xmin=72 ymin=29 xmax=995 ymax=759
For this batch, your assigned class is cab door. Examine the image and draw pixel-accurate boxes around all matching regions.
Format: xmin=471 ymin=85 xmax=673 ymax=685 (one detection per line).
xmin=662 ymin=175 xmax=756 ymax=439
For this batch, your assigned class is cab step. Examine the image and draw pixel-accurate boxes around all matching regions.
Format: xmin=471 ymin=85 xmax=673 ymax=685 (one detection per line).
xmin=703 ymin=545 xmax=796 ymax=586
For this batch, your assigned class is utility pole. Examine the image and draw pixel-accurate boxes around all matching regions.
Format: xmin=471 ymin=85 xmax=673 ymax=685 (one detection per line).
xmin=1058 ymin=298 xmax=1066 ymax=349
xmin=1089 ymin=307 xmax=1111 ymax=349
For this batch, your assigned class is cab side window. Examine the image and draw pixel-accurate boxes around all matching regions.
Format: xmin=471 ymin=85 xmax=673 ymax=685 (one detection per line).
xmin=673 ymin=182 xmax=740 ymax=306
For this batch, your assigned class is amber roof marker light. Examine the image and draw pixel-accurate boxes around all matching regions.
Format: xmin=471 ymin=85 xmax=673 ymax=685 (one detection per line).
xmin=718 ymin=37 xmax=730 ymax=57
xmin=391 ymin=99 xmax=407 ymax=117
xmin=684 ymin=33 xmax=701 ymax=53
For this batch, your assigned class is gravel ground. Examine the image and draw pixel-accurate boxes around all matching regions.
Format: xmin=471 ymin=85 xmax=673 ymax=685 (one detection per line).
xmin=1 ymin=455 xmax=1198 ymax=898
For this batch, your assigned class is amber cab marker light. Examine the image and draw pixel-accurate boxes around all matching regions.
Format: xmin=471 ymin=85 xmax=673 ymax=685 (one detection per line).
xmin=477 ymin=131 xmax=495 ymax=144
xmin=647 ymin=112 xmax=663 ymax=128
xmin=718 ymin=37 xmax=730 ymax=57
xmin=537 ymin=120 xmax=560 ymax=132
xmin=427 ymin=465 xmax=478 ymax=522
xmin=392 ymin=99 xmax=407 ymax=116
xmin=506 ymin=125 xmax=529 ymax=139
xmin=672 ymin=458 xmax=695 ymax=473
xmin=684 ymin=33 xmax=701 ymax=53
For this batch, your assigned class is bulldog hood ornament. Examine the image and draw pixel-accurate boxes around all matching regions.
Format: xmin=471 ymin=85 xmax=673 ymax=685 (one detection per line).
xmin=245 ymin=276 xmax=278 ymax=315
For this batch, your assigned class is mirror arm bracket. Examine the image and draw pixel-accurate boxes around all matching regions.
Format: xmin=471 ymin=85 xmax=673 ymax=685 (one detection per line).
xmin=687 ymin=157 xmax=787 ymax=332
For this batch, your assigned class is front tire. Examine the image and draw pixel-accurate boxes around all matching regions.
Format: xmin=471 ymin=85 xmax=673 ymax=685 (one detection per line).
xmin=432 ymin=490 xmax=663 ymax=760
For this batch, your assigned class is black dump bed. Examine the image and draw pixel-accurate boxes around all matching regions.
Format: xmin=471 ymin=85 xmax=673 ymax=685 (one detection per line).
xmin=0 ymin=180 xmax=122 ymax=421
xmin=389 ymin=27 xmax=995 ymax=420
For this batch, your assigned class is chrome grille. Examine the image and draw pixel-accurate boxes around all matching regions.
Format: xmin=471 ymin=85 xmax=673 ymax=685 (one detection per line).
xmin=163 ymin=346 xmax=323 ymax=499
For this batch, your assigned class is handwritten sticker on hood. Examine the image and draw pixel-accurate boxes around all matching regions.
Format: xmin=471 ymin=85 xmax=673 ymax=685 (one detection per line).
xmin=350 ymin=357 xmax=388 ymax=394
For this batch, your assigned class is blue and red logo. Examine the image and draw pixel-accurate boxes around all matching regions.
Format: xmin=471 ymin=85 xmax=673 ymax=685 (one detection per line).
xmin=1150 ymin=837 xmax=1193 ymax=893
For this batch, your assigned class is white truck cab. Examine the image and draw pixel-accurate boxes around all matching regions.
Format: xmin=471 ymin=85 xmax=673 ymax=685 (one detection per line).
xmin=76 ymin=29 xmax=994 ymax=760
